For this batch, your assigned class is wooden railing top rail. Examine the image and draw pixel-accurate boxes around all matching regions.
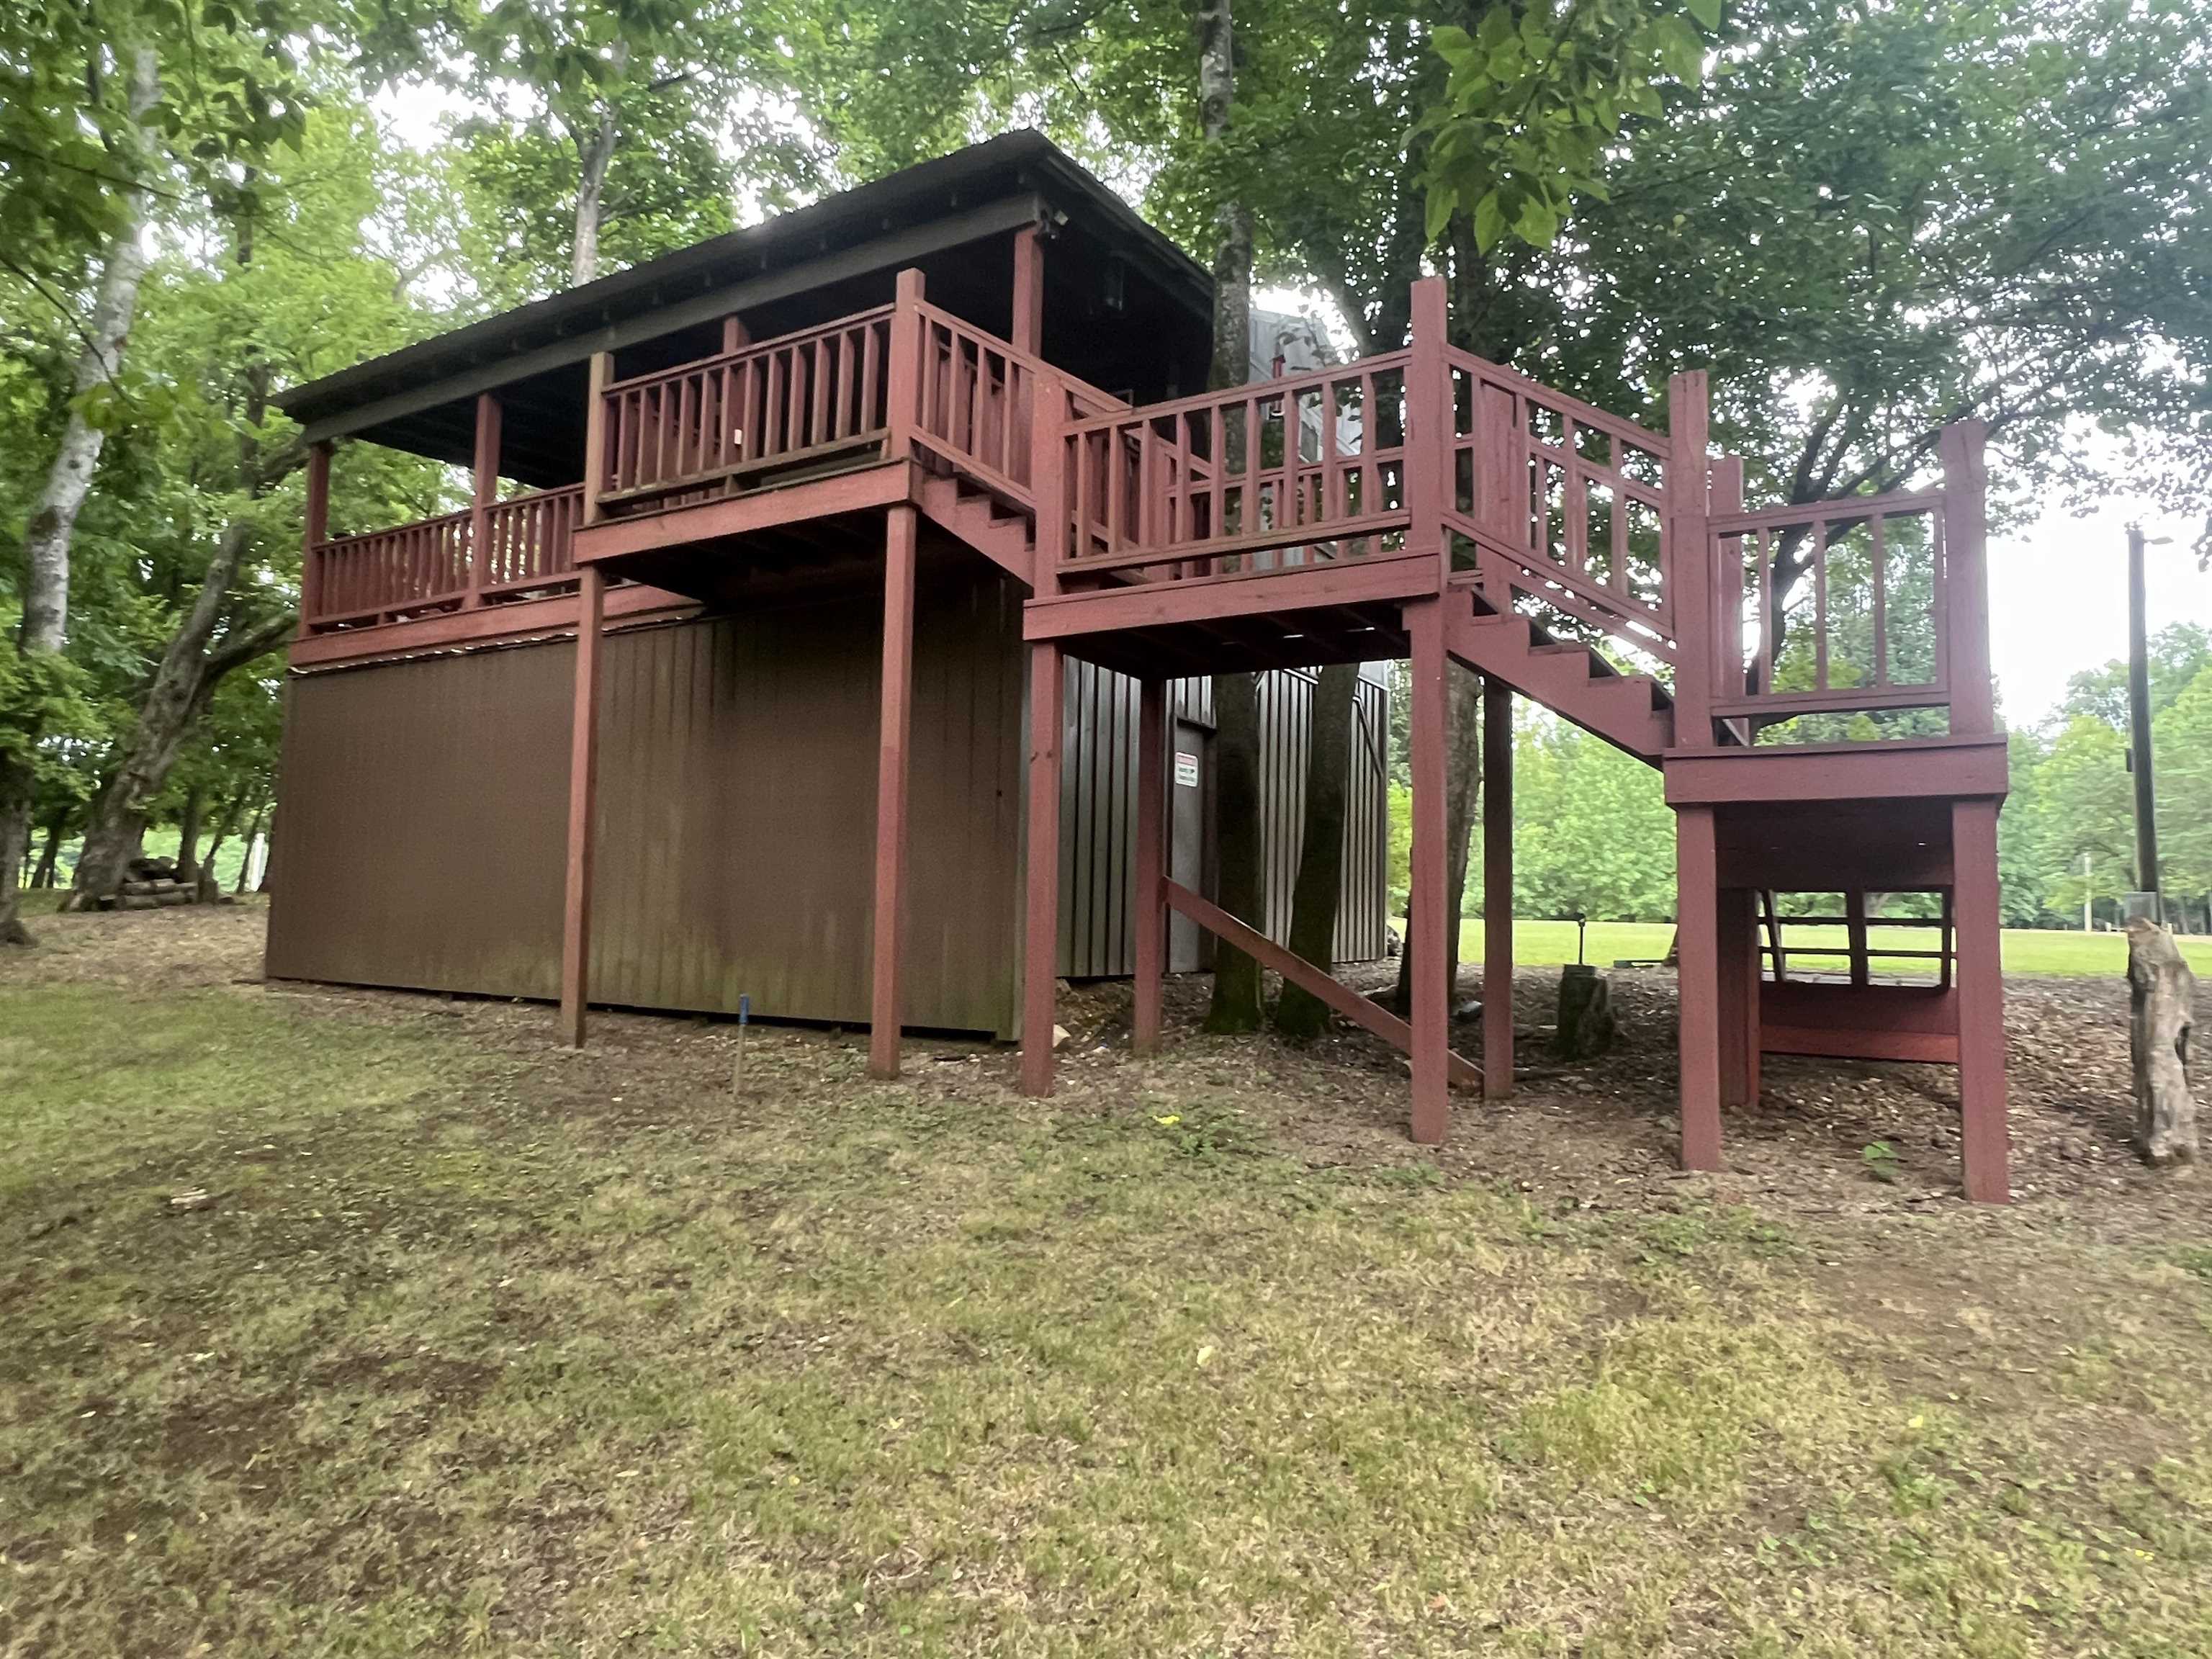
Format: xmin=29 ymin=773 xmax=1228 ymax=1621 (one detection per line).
xmin=1709 ymin=488 xmax=1946 ymax=537
xmin=1445 ymin=345 xmax=1671 ymax=457
xmin=602 ymin=305 xmax=896 ymax=397
xmin=313 ymin=503 xmax=471 ymax=552
xmin=1061 ymin=349 xmax=1413 ymax=436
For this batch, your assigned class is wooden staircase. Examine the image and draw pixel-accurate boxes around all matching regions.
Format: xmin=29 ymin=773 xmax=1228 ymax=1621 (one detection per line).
xmin=917 ymin=469 xmax=1037 ymax=584
xmin=1442 ymin=585 xmax=1674 ymax=763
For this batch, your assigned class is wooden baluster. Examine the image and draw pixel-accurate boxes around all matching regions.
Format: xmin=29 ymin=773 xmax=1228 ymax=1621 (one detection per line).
xmin=810 ymin=336 xmax=830 ymax=448
xmin=765 ymin=351 xmax=786 ymax=462
xmin=833 ymin=328 xmax=855 ymax=442
xmin=1105 ymin=423 xmax=1126 ymax=551
xmin=860 ymin=318 xmax=883 ymax=435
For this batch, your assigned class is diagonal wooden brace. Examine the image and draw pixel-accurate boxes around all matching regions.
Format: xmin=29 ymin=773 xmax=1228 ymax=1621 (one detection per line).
xmin=1161 ymin=880 xmax=1480 ymax=1091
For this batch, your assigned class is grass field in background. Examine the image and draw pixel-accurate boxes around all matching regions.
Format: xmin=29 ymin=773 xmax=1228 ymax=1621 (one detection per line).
xmin=1458 ymin=918 xmax=2212 ymax=978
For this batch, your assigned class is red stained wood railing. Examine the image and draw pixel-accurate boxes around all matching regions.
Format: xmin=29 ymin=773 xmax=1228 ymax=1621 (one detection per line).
xmin=1058 ymin=351 xmax=1417 ymax=583
xmin=596 ymin=307 xmax=895 ymax=516
xmin=307 ymin=508 xmax=472 ymax=629
xmin=908 ymin=300 xmax=1049 ymax=505
xmin=480 ymin=484 xmax=585 ymax=598
xmin=305 ymin=485 xmax=587 ymax=633
xmin=1445 ymin=347 xmax=1678 ymax=662
xmin=1710 ymin=488 xmax=1951 ymax=721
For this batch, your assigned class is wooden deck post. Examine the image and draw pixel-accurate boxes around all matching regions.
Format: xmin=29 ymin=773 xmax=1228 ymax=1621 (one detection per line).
xmin=1953 ymin=797 xmax=2010 ymax=1201
xmin=888 ymin=268 xmax=926 ymax=461
xmin=869 ymin=503 xmax=920 ymax=1079
xmin=1408 ymin=595 xmax=1450 ymax=1144
xmin=1676 ymin=804 xmax=1724 ymax=1169
xmin=1011 ymin=225 xmax=1044 ymax=357
xmin=1482 ymin=673 xmax=1514 ymax=1097
xmin=300 ymin=440 xmax=331 ymax=634
xmin=1404 ymin=276 xmax=1452 ymax=585
xmin=559 ymin=562 xmax=606 ymax=1048
xmin=1940 ymin=420 xmax=1994 ymax=736
xmin=1133 ymin=675 xmax=1167 ymax=1055
xmin=1020 ymin=639 xmax=1064 ymax=1095
xmin=1665 ymin=371 xmax=1714 ymax=747
xmin=467 ymin=392 xmax=502 ymax=607
xmin=721 ymin=313 xmax=749 ymax=354
xmin=582 ymin=351 xmax=612 ymax=526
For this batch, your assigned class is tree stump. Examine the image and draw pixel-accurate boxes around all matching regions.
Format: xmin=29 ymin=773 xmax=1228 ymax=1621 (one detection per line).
xmin=2126 ymin=918 xmax=2198 ymax=1166
xmin=1554 ymin=963 xmax=1617 ymax=1061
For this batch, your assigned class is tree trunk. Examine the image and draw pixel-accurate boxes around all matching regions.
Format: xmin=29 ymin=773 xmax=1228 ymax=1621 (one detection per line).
xmin=2127 ymin=919 xmax=2198 ymax=1166
xmin=1275 ymin=665 xmax=1359 ymax=1038
xmin=194 ymin=790 xmax=242 ymax=903
xmin=1205 ymin=671 xmax=1267 ymax=1031
xmin=234 ymin=801 xmax=266 ymax=894
xmin=30 ymin=809 xmax=68 ymax=889
xmin=572 ymin=113 xmax=616 ymax=285
xmin=66 ymin=519 xmax=297 ymax=908
xmin=0 ymin=46 xmax=161 ymax=946
xmin=256 ymin=806 xmax=276 ymax=893
xmin=1195 ymin=0 xmax=1269 ymax=1031
xmin=173 ymin=783 xmax=206 ymax=883
xmin=1392 ymin=665 xmax=1482 ymax=1013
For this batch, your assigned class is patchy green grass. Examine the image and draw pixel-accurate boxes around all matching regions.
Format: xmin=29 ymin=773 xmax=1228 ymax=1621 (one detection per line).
xmin=4 ymin=968 xmax=2211 ymax=1655
xmin=1460 ymin=918 xmax=2212 ymax=977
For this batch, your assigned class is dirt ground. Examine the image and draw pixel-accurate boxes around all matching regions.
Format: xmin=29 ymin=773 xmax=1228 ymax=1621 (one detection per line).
xmin=9 ymin=896 xmax=2204 ymax=1224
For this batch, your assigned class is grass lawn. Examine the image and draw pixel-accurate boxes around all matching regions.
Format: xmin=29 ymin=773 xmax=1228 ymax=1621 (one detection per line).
xmin=5 ymin=914 xmax=2212 ymax=1655
xmin=1460 ymin=918 xmax=2212 ymax=978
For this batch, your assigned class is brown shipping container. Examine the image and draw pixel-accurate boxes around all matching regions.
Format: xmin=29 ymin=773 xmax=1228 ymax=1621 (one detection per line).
xmin=270 ymin=565 xmax=1387 ymax=1038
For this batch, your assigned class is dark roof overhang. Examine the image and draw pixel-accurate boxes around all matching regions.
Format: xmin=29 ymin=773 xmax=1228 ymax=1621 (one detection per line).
xmin=277 ymin=130 xmax=1210 ymax=452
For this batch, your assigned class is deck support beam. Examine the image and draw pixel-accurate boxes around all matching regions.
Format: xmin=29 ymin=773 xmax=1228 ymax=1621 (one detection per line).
xmin=869 ymin=504 xmax=919 ymax=1079
xmin=1407 ymin=595 xmax=1449 ymax=1143
xmin=1132 ymin=675 xmax=1166 ymax=1055
xmin=299 ymin=441 xmax=331 ymax=632
xmin=1011 ymin=225 xmax=1044 ymax=357
xmin=1482 ymin=675 xmax=1514 ymax=1097
xmin=559 ymin=562 xmax=606 ymax=1048
xmin=1717 ymin=886 xmax=1760 ymax=1110
xmin=1676 ymin=804 xmax=1724 ymax=1170
xmin=467 ymin=392 xmax=502 ymax=606
xmin=1953 ymin=798 xmax=2010 ymax=1202
xmin=1020 ymin=639 xmax=1064 ymax=1095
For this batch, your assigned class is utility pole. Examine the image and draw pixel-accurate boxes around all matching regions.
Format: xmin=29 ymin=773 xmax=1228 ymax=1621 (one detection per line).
xmin=2126 ymin=523 xmax=2168 ymax=912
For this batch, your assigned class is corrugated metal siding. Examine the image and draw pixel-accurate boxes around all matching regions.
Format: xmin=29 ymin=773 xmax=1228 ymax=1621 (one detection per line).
xmin=268 ymin=584 xmax=1385 ymax=1023
xmin=1058 ymin=662 xmax=1389 ymax=977
xmin=269 ymin=557 xmax=1025 ymax=1035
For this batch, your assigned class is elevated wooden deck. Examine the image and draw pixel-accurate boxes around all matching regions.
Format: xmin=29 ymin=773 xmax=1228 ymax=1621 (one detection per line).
xmin=295 ymin=265 xmax=2010 ymax=1201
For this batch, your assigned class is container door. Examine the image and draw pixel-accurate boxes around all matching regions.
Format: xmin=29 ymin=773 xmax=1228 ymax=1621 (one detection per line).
xmin=1169 ymin=720 xmax=1211 ymax=972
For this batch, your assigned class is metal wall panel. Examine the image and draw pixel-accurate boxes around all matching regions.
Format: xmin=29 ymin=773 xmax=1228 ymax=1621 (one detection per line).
xmin=1056 ymin=662 xmax=1390 ymax=978
xmin=269 ymin=580 xmax=1388 ymax=1027
xmin=269 ymin=555 xmax=1025 ymax=1035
